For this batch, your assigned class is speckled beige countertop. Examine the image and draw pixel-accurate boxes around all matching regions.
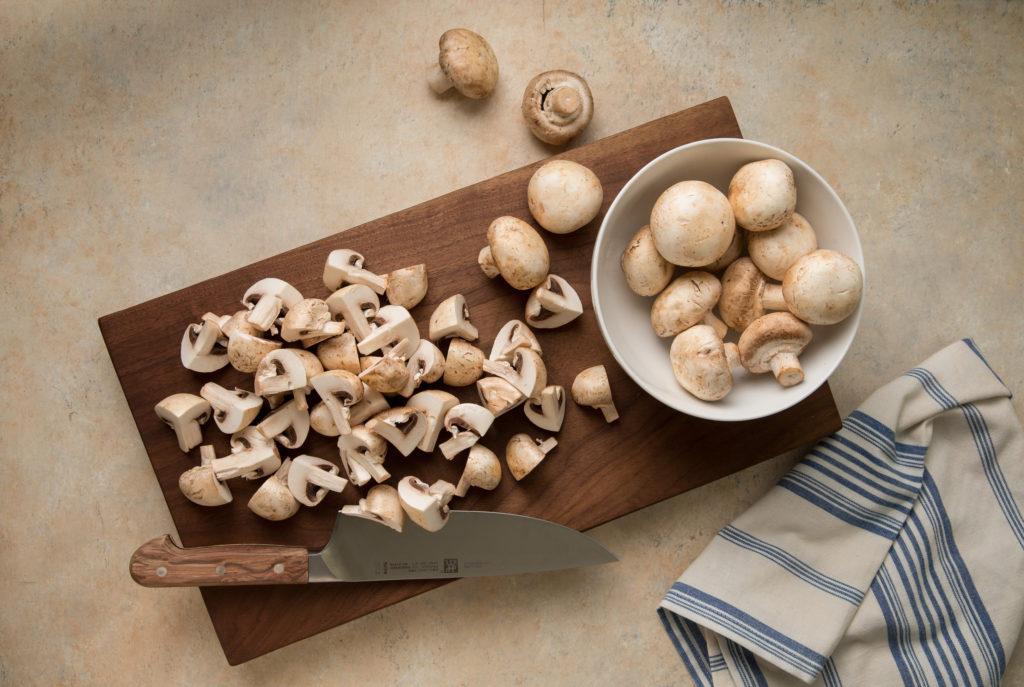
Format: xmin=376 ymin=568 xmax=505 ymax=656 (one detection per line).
xmin=2 ymin=2 xmax=1022 ymax=685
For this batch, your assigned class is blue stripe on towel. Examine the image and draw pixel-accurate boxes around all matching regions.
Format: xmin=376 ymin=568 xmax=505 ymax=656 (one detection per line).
xmin=963 ymin=402 xmax=1024 ymax=550
xmin=778 ymin=469 xmax=904 ymax=538
xmin=718 ymin=525 xmax=864 ymax=606
xmin=725 ymin=639 xmax=769 ymax=687
xmin=843 ymin=411 xmax=928 ymax=467
xmin=657 ymin=607 xmax=712 ymax=687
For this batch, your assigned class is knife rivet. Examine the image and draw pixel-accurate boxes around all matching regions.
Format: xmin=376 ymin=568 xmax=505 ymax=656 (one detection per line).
xmin=215 ymin=565 xmax=226 ymax=576
xmin=155 ymin=566 xmax=167 ymax=577
xmin=273 ymin=563 xmax=285 ymax=574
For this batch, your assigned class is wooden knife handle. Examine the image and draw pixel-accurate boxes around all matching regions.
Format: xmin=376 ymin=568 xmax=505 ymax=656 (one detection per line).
xmin=129 ymin=535 xmax=309 ymax=587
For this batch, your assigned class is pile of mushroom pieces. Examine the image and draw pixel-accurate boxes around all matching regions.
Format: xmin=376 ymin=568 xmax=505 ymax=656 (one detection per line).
xmin=620 ymin=158 xmax=864 ymax=402
xmin=157 ymin=158 xmax=615 ymax=533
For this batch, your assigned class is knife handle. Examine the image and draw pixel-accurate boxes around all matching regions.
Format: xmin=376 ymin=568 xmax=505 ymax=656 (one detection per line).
xmin=129 ymin=535 xmax=309 ymax=587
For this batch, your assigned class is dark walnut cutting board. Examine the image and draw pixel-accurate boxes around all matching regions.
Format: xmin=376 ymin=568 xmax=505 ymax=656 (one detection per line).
xmin=99 ymin=97 xmax=841 ymax=665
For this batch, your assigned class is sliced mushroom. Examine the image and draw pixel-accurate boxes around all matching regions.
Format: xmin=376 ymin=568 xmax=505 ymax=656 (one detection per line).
xmin=366 ymin=406 xmax=428 ymax=457
xmin=348 ymin=383 xmax=391 ymax=426
xmin=669 ymin=324 xmax=735 ymax=401
xmin=489 ymin=319 xmax=542 ymax=363
xmin=737 ymin=312 xmax=813 ymax=387
xmin=154 ymin=393 xmax=211 ymax=453
xmin=443 ymin=337 xmax=485 ymax=387
xmin=310 ymin=369 xmax=363 ymax=435
xmin=479 ymin=216 xmax=550 ymax=290
xmin=316 ymin=331 xmax=360 ymax=374
xmin=254 ymin=348 xmax=309 ymax=399
xmin=571 ymin=365 xmax=618 ymax=422
xmin=229 ymin=424 xmax=277 ymax=454
xmin=428 ymin=293 xmax=479 ymax=342
xmin=399 ymin=339 xmax=446 ymax=397
xmin=781 ymin=249 xmax=863 ymax=325
xmin=180 ymin=315 xmax=229 ymax=372
xmin=199 ymin=382 xmax=263 ymax=434
xmin=337 ymin=424 xmax=390 ymax=486
xmin=280 ymin=298 xmax=345 ymax=343
xmin=241 ymin=278 xmax=303 ymax=332
xmin=650 ymin=180 xmax=736 ymax=267
xmin=310 ymin=401 xmax=341 ymax=437
xmin=481 ymin=347 xmax=546 ymax=400
xmin=620 ymin=225 xmax=675 ymax=297
xmin=524 ymin=274 xmax=584 ymax=329
xmin=287 ymin=454 xmax=349 ymax=508
xmin=454 ymin=445 xmax=502 ymax=497
xmin=728 ymin=159 xmax=797 ymax=232
xmin=226 ymin=330 xmax=282 ymax=374
xmin=323 ymin=249 xmax=387 ymax=294
xmin=650 ymin=272 xmax=727 ymax=339
xmin=719 ymin=258 xmax=788 ymax=333
xmin=523 ymin=385 xmax=566 ymax=432
xmin=178 ymin=452 xmax=232 ymax=506
xmin=357 ymin=305 xmax=420 ymax=357
xmin=256 ymin=398 xmax=311 ymax=449
xmin=210 ymin=442 xmax=281 ymax=481
xmin=426 ymin=28 xmax=498 ymax=99
xmin=438 ymin=403 xmax=495 ymax=460
xmin=397 ymin=475 xmax=455 ymax=532
xmin=747 ymin=213 xmax=817 ymax=281
xmin=385 ymin=264 xmax=428 ymax=309
xmin=406 ymin=389 xmax=459 ymax=453
xmin=527 ymin=159 xmax=603 ymax=234
xmin=341 ymin=483 xmax=404 ymax=532
xmin=359 ymin=348 xmax=412 ymax=395
xmin=248 ymin=458 xmax=300 ymax=521
xmin=521 ymin=70 xmax=594 ymax=146
xmin=476 ymin=376 xmax=526 ymax=417
xmin=506 ymin=434 xmax=557 ymax=481
xmin=325 ymin=284 xmax=380 ymax=341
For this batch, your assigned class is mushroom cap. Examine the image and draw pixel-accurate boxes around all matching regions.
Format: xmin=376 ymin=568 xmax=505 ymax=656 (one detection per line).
xmin=650 ymin=271 xmax=722 ymax=338
xmin=698 ymin=227 xmax=746 ymax=274
xmin=718 ymin=257 xmax=770 ymax=332
xmin=442 ymin=337 xmax=484 ymax=386
xmin=397 ymin=476 xmax=452 ymax=532
xmin=571 ymin=365 xmax=613 ymax=408
xmin=486 ymin=216 xmax=550 ymax=290
xmin=178 ymin=465 xmax=232 ymax=506
xmin=737 ymin=312 xmax=813 ymax=385
xmin=248 ymin=462 xmax=300 ymax=521
xmin=522 ymin=70 xmax=594 ymax=145
xmin=620 ymin=224 xmax=675 ymax=297
xmin=527 ymin=160 xmax=603 ymax=234
xmin=385 ymin=264 xmax=429 ymax=309
xmin=435 ymin=29 xmax=498 ymax=99
xmin=747 ymin=212 xmax=817 ymax=281
xmin=454 ymin=444 xmax=502 ymax=496
xmin=316 ymin=332 xmax=360 ymax=374
xmin=782 ymin=249 xmax=863 ymax=325
xmin=650 ymin=180 xmax=736 ymax=267
xmin=728 ymin=159 xmax=797 ymax=232
xmin=669 ymin=325 xmax=734 ymax=401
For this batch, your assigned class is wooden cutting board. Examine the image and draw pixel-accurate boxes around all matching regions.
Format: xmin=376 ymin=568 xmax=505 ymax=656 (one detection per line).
xmin=99 ymin=97 xmax=842 ymax=665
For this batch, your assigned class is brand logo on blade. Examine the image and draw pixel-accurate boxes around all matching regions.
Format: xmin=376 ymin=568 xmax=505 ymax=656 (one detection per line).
xmin=443 ymin=558 xmax=459 ymax=574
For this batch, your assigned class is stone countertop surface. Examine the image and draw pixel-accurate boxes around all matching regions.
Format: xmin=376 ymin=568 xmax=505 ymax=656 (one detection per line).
xmin=2 ymin=1 xmax=1022 ymax=684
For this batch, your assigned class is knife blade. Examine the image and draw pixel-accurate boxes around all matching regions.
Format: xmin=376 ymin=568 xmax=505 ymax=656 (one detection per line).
xmin=129 ymin=510 xmax=618 ymax=587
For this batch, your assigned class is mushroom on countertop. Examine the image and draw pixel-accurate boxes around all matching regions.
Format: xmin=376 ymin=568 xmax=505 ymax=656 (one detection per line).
xmin=366 ymin=406 xmax=428 ymax=457
xmin=524 ymin=274 xmax=583 ymax=329
xmin=385 ymin=264 xmax=428 ymax=310
xmin=621 ymin=225 xmax=674 ymax=297
xmin=527 ymin=159 xmax=603 ymax=234
xmin=521 ymin=70 xmax=594 ymax=145
xmin=442 ymin=337 xmax=485 ymax=387
xmin=650 ymin=180 xmax=736 ymax=267
xmin=427 ymin=28 xmax=498 ymax=99
xmin=782 ymin=249 xmax=864 ymax=325
xmin=199 ymin=382 xmax=263 ymax=434
xmin=478 ymin=216 xmax=550 ymax=290
xmin=571 ymin=365 xmax=619 ymax=422
xmin=454 ymin=445 xmax=502 ymax=497
xmin=728 ymin=159 xmax=797 ymax=232
xmin=287 ymin=454 xmax=348 ymax=508
xmin=438 ymin=402 xmax=494 ymax=460
xmin=737 ymin=312 xmax=813 ymax=388
xmin=428 ymin=294 xmax=479 ymax=342
xmin=669 ymin=324 xmax=736 ymax=401
xmin=337 ymin=424 xmax=390 ymax=485
xmin=489 ymin=319 xmax=542 ymax=363
xmin=523 ymin=385 xmax=566 ymax=432
xmin=248 ymin=458 xmax=300 ymax=521
xmin=506 ymin=434 xmax=558 ymax=481
xmin=476 ymin=376 xmax=526 ymax=417
xmin=481 ymin=347 xmax=547 ymax=401
xmin=406 ymin=389 xmax=459 ymax=453
xmin=154 ymin=393 xmax=211 ymax=453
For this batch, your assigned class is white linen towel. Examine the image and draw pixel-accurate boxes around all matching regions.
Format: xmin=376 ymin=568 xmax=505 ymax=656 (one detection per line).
xmin=658 ymin=339 xmax=1024 ymax=686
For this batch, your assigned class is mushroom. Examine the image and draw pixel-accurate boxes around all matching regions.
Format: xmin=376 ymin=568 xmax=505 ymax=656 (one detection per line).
xmin=669 ymin=325 xmax=736 ymax=401
xmin=154 ymin=393 xmax=211 ymax=453
xmin=310 ymin=369 xmax=363 ymax=435
xmin=454 ymin=445 xmax=502 ymax=497
xmin=718 ymin=258 xmax=788 ymax=333
xmin=737 ymin=312 xmax=813 ymax=388
xmin=571 ymin=365 xmax=618 ymax=422
xmin=620 ymin=225 xmax=675 ymax=297
xmin=348 ymin=383 xmax=391 ymax=426
xmin=650 ymin=272 xmax=727 ymax=339
xmin=481 ymin=347 xmax=547 ymax=400
xmin=310 ymin=401 xmax=341 ymax=437
xmin=650 ymin=180 xmax=736 ymax=267
xmin=226 ymin=330 xmax=282 ymax=374
xmin=199 ymin=382 xmax=263 ymax=434
xmin=337 ymin=424 xmax=390 ymax=486
xmin=341 ymin=483 xmax=404 ymax=532
xmin=506 ymin=434 xmax=558 ymax=481
xmin=728 ymin=159 xmax=797 ymax=232
xmin=442 ymin=338 xmax=485 ymax=387
xmin=385 ymin=264 xmax=428 ymax=309
xmin=526 ymin=159 xmax=603 ymax=234
xmin=398 ymin=339 xmax=446 ymax=397
xmin=428 ymin=293 xmax=479 ymax=342
xmin=438 ymin=403 xmax=494 ymax=460
xmin=478 ymin=216 xmax=550 ymax=290
xmin=280 ymin=298 xmax=345 ymax=343
xmin=229 ymin=424 xmax=277 ymax=454
xmin=209 ymin=441 xmax=282 ymax=481
xmin=253 ymin=348 xmax=312 ymax=404
xmin=316 ymin=331 xmax=360 ymax=374
xmin=781 ymin=249 xmax=863 ymax=325
xmin=178 ymin=446 xmax=232 ymax=506
xmin=698 ymin=227 xmax=747 ymax=274
xmin=359 ymin=348 xmax=412 ymax=395
xmin=746 ymin=213 xmax=817 ymax=281
xmin=524 ymin=274 xmax=584 ymax=329
xmin=256 ymin=398 xmax=311 ymax=449
xmin=180 ymin=315 xmax=229 ymax=372
xmin=476 ymin=376 xmax=526 ymax=417
xmin=247 ymin=459 xmax=301 ymax=521
xmin=241 ymin=278 xmax=303 ymax=332
xmin=366 ymin=406 xmax=428 ymax=457
xmin=397 ymin=391 xmax=454 ymax=455
xmin=357 ymin=305 xmax=420 ymax=358
xmin=521 ymin=70 xmax=594 ymax=145
xmin=287 ymin=454 xmax=348 ymax=508
xmin=323 ymin=249 xmax=387 ymax=294
xmin=397 ymin=476 xmax=456 ymax=532
xmin=523 ymin=385 xmax=566 ymax=432
xmin=325 ymin=283 xmax=380 ymax=341
xmin=426 ymin=28 xmax=498 ymax=99
xmin=489 ymin=319 xmax=542 ymax=363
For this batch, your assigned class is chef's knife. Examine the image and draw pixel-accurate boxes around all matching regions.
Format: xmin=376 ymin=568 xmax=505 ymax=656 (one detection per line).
xmin=130 ymin=510 xmax=617 ymax=587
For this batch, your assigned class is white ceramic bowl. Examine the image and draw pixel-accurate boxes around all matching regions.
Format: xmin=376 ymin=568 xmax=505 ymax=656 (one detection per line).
xmin=592 ymin=138 xmax=864 ymax=421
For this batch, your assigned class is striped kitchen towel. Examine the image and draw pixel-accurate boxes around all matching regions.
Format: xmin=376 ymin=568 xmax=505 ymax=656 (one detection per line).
xmin=658 ymin=339 xmax=1024 ymax=686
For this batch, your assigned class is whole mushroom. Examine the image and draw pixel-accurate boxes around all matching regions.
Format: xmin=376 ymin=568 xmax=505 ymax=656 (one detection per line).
xmin=746 ymin=212 xmax=817 ymax=281
xmin=650 ymin=180 xmax=736 ymax=267
xmin=737 ymin=312 xmax=813 ymax=388
xmin=670 ymin=325 xmax=736 ymax=401
xmin=650 ymin=272 xmax=727 ymax=339
xmin=728 ymin=159 xmax=797 ymax=232
xmin=781 ymin=249 xmax=864 ymax=325
xmin=620 ymin=225 xmax=674 ymax=297
xmin=718 ymin=258 xmax=787 ymax=333
xmin=526 ymin=160 xmax=603 ymax=234
xmin=427 ymin=29 xmax=499 ymax=99
xmin=522 ymin=70 xmax=594 ymax=146
xmin=478 ymin=216 xmax=550 ymax=290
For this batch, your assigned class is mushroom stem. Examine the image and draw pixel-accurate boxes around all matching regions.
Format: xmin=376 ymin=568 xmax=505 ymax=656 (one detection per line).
xmin=546 ymin=86 xmax=581 ymax=120
xmin=427 ymin=62 xmax=453 ymax=94
xmin=769 ymin=352 xmax=804 ymax=388
xmin=762 ymin=283 xmax=787 ymax=311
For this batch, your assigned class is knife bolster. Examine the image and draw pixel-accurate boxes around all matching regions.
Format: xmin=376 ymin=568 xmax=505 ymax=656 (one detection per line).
xmin=129 ymin=535 xmax=309 ymax=587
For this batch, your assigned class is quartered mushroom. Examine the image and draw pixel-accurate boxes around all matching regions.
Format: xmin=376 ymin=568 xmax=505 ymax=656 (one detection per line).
xmin=620 ymin=225 xmax=675 ymax=297
xmin=341 ymin=483 xmax=404 ymax=532
xmin=442 ymin=338 xmax=485 ymax=387
xmin=248 ymin=458 xmax=300 ymax=521
xmin=526 ymin=159 xmax=603 ymax=234
xmin=571 ymin=365 xmax=619 ymax=422
xmin=719 ymin=258 xmax=788 ymax=333
xmin=397 ymin=476 xmax=456 ymax=532
xmin=747 ymin=213 xmax=817 ymax=281
xmin=256 ymin=398 xmax=311 ymax=449
xmin=650 ymin=271 xmax=727 ymax=339
xmin=323 ymin=249 xmax=387 ymax=294
xmin=226 ymin=330 xmax=282 ymax=374
xmin=521 ymin=70 xmax=594 ymax=146
xmin=476 ymin=376 xmax=526 ymax=417
xmin=481 ymin=347 xmax=546 ymax=400
xmin=366 ymin=406 xmax=428 ymax=457
xmin=406 ymin=389 xmax=459 ymax=453
xmin=385 ymin=264 xmax=429 ymax=309
xmin=737 ymin=312 xmax=813 ymax=388
xmin=781 ymin=249 xmax=863 ymax=326
xmin=399 ymin=339 xmax=446 ymax=397
xmin=428 ymin=294 xmax=479 ymax=342
xmin=199 ymin=382 xmax=263 ymax=434
xmin=254 ymin=348 xmax=323 ymax=410
xmin=279 ymin=298 xmax=345 ymax=343
xmin=489 ymin=319 xmax=542 ymax=363
xmin=154 ymin=393 xmax=211 ymax=453
xmin=728 ymin=159 xmax=797 ymax=232
xmin=669 ymin=324 xmax=736 ymax=401
xmin=325 ymin=283 xmax=380 ymax=341
xmin=454 ymin=445 xmax=502 ymax=497
xmin=357 ymin=305 xmax=420 ymax=357
xmin=209 ymin=441 xmax=282 ymax=481
xmin=478 ymin=216 xmax=550 ymax=290
xmin=287 ymin=454 xmax=348 ymax=508
xmin=427 ymin=28 xmax=498 ymax=99
xmin=178 ymin=445 xmax=232 ymax=506
xmin=310 ymin=401 xmax=342 ymax=437
xmin=180 ymin=314 xmax=229 ymax=372
xmin=229 ymin=424 xmax=277 ymax=454
xmin=524 ymin=274 xmax=583 ymax=329
xmin=650 ymin=180 xmax=736 ymax=268
xmin=315 ymin=331 xmax=360 ymax=374
xmin=310 ymin=369 xmax=363 ymax=435
xmin=523 ymin=385 xmax=566 ymax=432
xmin=347 ymin=383 xmax=391 ymax=426
xmin=359 ymin=348 xmax=412 ymax=395
xmin=506 ymin=434 xmax=557 ymax=481
xmin=337 ymin=424 xmax=390 ymax=486
xmin=241 ymin=278 xmax=303 ymax=332
xmin=438 ymin=403 xmax=494 ymax=460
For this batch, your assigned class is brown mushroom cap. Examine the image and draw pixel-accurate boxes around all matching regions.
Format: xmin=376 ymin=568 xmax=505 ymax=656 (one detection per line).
xmin=522 ymin=70 xmax=594 ymax=145
xmin=527 ymin=160 xmax=603 ymax=234
xmin=650 ymin=271 xmax=722 ymax=338
xmin=747 ymin=212 xmax=817 ymax=280
xmin=650 ymin=180 xmax=736 ymax=267
xmin=485 ymin=216 xmax=550 ymax=290
xmin=737 ymin=312 xmax=813 ymax=387
xmin=728 ymin=159 xmax=797 ymax=231
xmin=431 ymin=29 xmax=498 ymax=99
xmin=782 ymin=249 xmax=863 ymax=325
xmin=669 ymin=324 xmax=735 ymax=401
xmin=621 ymin=224 xmax=674 ymax=296
xmin=719 ymin=257 xmax=772 ymax=332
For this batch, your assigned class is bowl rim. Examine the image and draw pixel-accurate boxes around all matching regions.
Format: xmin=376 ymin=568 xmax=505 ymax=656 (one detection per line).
xmin=592 ymin=136 xmax=864 ymax=421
